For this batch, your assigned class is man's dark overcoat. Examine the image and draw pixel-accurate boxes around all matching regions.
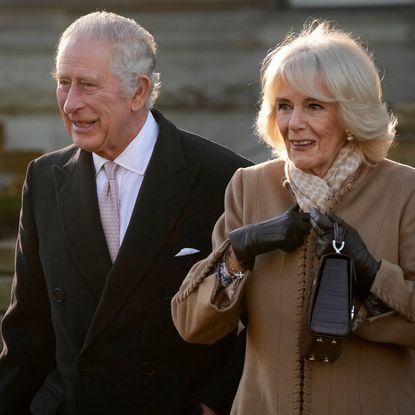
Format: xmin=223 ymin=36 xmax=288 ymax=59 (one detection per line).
xmin=0 ymin=110 xmax=252 ymax=415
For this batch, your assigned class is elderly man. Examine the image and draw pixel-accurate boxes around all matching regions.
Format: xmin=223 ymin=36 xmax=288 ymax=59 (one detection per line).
xmin=0 ymin=11 xmax=251 ymax=415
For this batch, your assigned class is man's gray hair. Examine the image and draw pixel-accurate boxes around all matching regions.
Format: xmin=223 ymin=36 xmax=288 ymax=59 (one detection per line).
xmin=55 ymin=11 xmax=161 ymax=108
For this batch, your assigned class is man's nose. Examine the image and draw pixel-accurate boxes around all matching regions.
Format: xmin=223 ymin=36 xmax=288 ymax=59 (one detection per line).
xmin=63 ymin=84 xmax=84 ymax=114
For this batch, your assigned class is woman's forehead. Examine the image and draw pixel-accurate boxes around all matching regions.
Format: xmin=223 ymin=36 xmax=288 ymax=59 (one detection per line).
xmin=276 ymin=73 xmax=334 ymax=102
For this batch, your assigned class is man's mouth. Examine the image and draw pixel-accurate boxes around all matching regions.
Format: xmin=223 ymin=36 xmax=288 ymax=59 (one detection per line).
xmin=73 ymin=121 xmax=96 ymax=128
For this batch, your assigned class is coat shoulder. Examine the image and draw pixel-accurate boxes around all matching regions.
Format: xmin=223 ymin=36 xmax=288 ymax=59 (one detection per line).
xmin=365 ymin=158 xmax=415 ymax=197
xmin=153 ymin=109 xmax=252 ymax=171
xmin=31 ymin=144 xmax=79 ymax=169
xmin=180 ymin=130 xmax=252 ymax=170
xmin=379 ymin=158 xmax=415 ymax=179
xmin=232 ymin=157 xmax=285 ymax=186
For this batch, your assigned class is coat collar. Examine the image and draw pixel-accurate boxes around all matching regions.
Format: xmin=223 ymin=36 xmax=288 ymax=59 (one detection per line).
xmin=56 ymin=110 xmax=200 ymax=350
xmin=53 ymin=148 xmax=112 ymax=298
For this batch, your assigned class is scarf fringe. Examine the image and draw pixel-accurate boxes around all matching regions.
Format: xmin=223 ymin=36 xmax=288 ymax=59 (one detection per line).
xmin=284 ymin=144 xmax=362 ymax=213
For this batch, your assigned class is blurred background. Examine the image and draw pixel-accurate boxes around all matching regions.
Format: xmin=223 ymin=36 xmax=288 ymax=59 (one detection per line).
xmin=0 ymin=0 xmax=414 ymax=312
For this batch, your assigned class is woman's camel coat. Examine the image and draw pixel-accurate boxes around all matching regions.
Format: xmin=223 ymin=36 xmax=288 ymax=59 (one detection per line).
xmin=172 ymin=157 xmax=415 ymax=415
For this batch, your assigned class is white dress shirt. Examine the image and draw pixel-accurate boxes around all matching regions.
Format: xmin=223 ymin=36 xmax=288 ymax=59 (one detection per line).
xmin=93 ymin=112 xmax=159 ymax=244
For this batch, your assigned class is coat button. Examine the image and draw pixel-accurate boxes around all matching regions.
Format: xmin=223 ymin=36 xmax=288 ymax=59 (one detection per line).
xmin=141 ymin=361 xmax=157 ymax=376
xmin=52 ymin=288 xmax=65 ymax=302
xmin=78 ymin=357 xmax=92 ymax=372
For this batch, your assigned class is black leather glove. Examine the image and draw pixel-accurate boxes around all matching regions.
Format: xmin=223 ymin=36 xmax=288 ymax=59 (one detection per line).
xmin=229 ymin=204 xmax=311 ymax=270
xmin=309 ymin=208 xmax=380 ymax=300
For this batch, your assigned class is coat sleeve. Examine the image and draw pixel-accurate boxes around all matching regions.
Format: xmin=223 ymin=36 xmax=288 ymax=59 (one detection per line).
xmin=0 ymin=161 xmax=56 ymax=414
xmin=355 ymin=179 xmax=415 ymax=349
xmin=172 ymin=169 xmax=250 ymax=345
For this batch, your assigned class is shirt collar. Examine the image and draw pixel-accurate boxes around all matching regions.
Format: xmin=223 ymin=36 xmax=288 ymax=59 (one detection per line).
xmin=93 ymin=111 xmax=159 ymax=176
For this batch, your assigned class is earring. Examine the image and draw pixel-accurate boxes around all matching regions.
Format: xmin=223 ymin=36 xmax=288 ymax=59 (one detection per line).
xmin=346 ymin=130 xmax=354 ymax=141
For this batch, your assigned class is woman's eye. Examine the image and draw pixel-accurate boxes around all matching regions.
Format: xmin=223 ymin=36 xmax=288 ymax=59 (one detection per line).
xmin=309 ymin=102 xmax=323 ymax=110
xmin=277 ymin=102 xmax=290 ymax=111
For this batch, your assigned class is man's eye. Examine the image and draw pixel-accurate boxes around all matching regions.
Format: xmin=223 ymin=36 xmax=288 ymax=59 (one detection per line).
xmin=81 ymin=82 xmax=95 ymax=88
xmin=57 ymin=80 xmax=70 ymax=87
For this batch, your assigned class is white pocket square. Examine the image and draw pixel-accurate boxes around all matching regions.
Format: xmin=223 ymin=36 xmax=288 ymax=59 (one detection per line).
xmin=174 ymin=248 xmax=200 ymax=257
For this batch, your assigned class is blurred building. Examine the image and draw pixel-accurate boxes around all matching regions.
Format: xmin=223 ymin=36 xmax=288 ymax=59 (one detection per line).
xmin=0 ymin=0 xmax=414 ymax=163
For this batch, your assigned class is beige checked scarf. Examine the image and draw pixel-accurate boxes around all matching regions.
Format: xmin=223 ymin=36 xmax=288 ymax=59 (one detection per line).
xmin=284 ymin=143 xmax=362 ymax=213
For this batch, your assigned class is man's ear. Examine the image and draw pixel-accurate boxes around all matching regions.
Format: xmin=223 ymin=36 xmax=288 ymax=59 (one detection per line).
xmin=131 ymin=75 xmax=151 ymax=111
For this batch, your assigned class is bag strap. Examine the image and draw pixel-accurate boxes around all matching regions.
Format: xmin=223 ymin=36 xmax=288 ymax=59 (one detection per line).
xmin=332 ymin=221 xmax=345 ymax=254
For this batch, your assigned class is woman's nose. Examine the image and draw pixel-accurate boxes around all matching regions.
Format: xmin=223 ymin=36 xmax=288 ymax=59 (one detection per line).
xmin=289 ymin=107 xmax=306 ymax=130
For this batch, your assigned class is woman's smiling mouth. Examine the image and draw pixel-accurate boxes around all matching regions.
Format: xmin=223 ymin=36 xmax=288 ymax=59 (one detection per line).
xmin=290 ymin=139 xmax=316 ymax=148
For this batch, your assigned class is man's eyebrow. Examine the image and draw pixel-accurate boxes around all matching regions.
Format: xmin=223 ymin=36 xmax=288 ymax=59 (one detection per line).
xmin=53 ymin=71 xmax=71 ymax=80
xmin=52 ymin=73 xmax=100 ymax=84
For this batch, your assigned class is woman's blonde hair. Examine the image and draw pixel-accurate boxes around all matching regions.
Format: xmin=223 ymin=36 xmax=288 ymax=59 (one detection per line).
xmin=256 ymin=19 xmax=397 ymax=164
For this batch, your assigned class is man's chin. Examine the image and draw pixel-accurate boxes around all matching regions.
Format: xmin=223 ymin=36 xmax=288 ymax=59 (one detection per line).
xmin=72 ymin=137 xmax=98 ymax=153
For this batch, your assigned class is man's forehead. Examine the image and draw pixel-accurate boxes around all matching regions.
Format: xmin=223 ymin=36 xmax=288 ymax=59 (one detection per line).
xmin=57 ymin=37 xmax=112 ymax=64
xmin=56 ymin=41 xmax=112 ymax=78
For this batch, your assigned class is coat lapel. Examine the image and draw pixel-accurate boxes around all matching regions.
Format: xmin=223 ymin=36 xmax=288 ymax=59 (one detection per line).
xmin=53 ymin=149 xmax=112 ymax=298
xmin=82 ymin=113 xmax=200 ymax=350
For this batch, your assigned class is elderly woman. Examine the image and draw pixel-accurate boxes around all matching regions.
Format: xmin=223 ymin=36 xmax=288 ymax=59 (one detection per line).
xmin=172 ymin=20 xmax=415 ymax=415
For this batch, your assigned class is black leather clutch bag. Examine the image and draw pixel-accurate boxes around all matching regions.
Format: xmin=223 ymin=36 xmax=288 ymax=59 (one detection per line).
xmin=300 ymin=225 xmax=355 ymax=363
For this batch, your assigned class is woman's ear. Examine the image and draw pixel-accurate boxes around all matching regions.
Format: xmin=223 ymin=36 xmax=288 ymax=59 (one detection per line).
xmin=131 ymin=75 xmax=151 ymax=111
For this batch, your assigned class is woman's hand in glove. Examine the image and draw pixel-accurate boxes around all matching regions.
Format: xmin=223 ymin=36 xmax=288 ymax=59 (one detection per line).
xmin=229 ymin=204 xmax=311 ymax=270
xmin=309 ymin=208 xmax=380 ymax=299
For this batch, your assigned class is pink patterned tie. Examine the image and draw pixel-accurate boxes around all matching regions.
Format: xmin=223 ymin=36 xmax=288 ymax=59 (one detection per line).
xmin=99 ymin=161 xmax=120 ymax=262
